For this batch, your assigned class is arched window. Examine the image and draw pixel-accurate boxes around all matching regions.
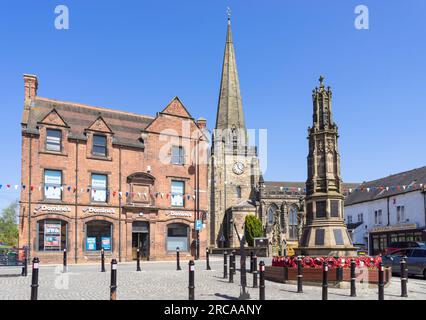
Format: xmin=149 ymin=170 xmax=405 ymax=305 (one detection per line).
xmin=289 ymin=206 xmax=298 ymax=240
xmin=268 ymin=204 xmax=278 ymax=225
xmin=167 ymin=223 xmax=189 ymax=252
xmin=85 ymin=221 xmax=113 ymax=252
xmin=37 ymin=219 xmax=68 ymax=252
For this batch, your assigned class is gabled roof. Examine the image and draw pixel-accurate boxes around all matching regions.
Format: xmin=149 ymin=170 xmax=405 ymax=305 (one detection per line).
xmin=38 ymin=108 xmax=69 ymax=128
xmin=87 ymin=116 xmax=114 ymax=134
xmin=159 ymin=96 xmax=192 ymax=119
xmin=345 ymin=166 xmax=426 ymax=206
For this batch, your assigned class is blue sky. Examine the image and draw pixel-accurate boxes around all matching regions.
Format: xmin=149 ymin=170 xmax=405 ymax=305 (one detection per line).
xmin=0 ymin=0 xmax=425 ymax=209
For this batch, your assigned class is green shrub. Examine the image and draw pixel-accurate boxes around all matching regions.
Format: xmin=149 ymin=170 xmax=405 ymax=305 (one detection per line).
xmin=244 ymin=215 xmax=264 ymax=246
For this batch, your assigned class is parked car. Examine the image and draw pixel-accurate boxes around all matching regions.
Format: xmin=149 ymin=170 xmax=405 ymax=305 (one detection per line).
xmin=382 ymin=248 xmax=426 ymax=279
xmin=385 ymin=241 xmax=426 ymax=255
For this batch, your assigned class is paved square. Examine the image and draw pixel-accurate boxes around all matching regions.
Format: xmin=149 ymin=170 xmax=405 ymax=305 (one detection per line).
xmin=0 ymin=256 xmax=425 ymax=300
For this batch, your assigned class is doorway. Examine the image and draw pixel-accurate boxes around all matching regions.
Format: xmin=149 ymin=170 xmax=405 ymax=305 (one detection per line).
xmin=132 ymin=222 xmax=149 ymax=260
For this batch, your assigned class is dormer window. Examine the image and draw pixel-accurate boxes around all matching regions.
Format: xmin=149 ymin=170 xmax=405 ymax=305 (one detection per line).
xmin=46 ymin=129 xmax=62 ymax=152
xmin=93 ymin=135 xmax=107 ymax=157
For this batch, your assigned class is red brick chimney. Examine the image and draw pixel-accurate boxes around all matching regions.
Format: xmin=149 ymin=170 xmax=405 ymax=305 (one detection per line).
xmin=23 ymin=74 xmax=38 ymax=100
xmin=197 ymin=117 xmax=207 ymax=130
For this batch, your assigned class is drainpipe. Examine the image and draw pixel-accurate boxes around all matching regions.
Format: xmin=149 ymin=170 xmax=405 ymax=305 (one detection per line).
xmin=387 ymin=197 xmax=390 ymax=226
xmin=74 ymin=139 xmax=79 ymax=264
xmin=28 ymin=135 xmax=33 ymax=259
xmin=118 ymin=147 xmax=122 ymax=262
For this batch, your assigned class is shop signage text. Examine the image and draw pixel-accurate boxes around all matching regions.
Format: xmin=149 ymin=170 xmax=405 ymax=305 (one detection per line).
xmin=34 ymin=205 xmax=71 ymax=213
xmin=167 ymin=211 xmax=192 ymax=218
xmin=83 ymin=207 xmax=116 ymax=214
xmin=370 ymin=223 xmax=418 ymax=233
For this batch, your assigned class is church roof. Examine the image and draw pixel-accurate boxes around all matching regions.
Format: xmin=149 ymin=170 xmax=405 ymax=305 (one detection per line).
xmin=345 ymin=166 xmax=426 ymax=206
xmin=215 ymin=17 xmax=245 ymax=130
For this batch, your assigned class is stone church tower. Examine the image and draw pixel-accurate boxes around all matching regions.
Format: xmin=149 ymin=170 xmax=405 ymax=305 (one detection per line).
xmin=209 ymin=15 xmax=260 ymax=248
xmin=297 ymin=77 xmax=356 ymax=257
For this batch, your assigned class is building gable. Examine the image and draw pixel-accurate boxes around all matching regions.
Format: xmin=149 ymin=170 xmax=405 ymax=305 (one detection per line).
xmin=39 ymin=108 xmax=68 ymax=127
xmin=161 ymin=97 xmax=192 ymax=119
xmin=87 ymin=116 xmax=113 ymax=133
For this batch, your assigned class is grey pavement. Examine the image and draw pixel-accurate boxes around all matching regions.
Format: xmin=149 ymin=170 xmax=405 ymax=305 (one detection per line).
xmin=0 ymin=255 xmax=425 ymax=300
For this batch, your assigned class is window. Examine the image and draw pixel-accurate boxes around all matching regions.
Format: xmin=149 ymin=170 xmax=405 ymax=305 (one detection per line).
xmin=167 ymin=223 xmax=189 ymax=251
xmin=37 ymin=220 xmax=67 ymax=251
xmin=268 ymin=205 xmax=277 ymax=225
xmin=171 ymin=146 xmax=185 ymax=165
xmin=289 ymin=207 xmax=298 ymax=240
xmin=91 ymin=174 xmax=108 ymax=203
xmin=236 ymin=186 xmax=242 ymax=199
xmin=316 ymin=201 xmax=326 ymax=218
xmin=44 ymin=170 xmax=62 ymax=200
xmin=397 ymin=206 xmax=405 ymax=223
xmin=375 ymin=210 xmax=383 ymax=225
xmin=358 ymin=213 xmax=364 ymax=223
xmin=347 ymin=215 xmax=353 ymax=224
xmin=93 ymin=135 xmax=107 ymax=156
xmin=46 ymin=129 xmax=62 ymax=152
xmin=171 ymin=180 xmax=185 ymax=207
xmin=85 ymin=221 xmax=112 ymax=251
xmin=411 ymin=249 xmax=426 ymax=258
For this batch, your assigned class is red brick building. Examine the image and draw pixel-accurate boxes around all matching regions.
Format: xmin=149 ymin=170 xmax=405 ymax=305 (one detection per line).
xmin=19 ymin=74 xmax=209 ymax=264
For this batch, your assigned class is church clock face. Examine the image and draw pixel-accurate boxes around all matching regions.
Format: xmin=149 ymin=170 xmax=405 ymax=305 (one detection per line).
xmin=232 ymin=162 xmax=245 ymax=175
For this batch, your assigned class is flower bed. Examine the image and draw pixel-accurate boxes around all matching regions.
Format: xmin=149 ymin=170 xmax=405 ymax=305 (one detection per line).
xmin=271 ymin=255 xmax=383 ymax=270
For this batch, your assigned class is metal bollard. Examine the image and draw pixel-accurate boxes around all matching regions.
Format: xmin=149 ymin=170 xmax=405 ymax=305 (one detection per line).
xmin=176 ymin=247 xmax=182 ymax=271
xmin=136 ymin=248 xmax=141 ymax=272
xmin=188 ymin=260 xmax=195 ymax=300
xmin=297 ymin=257 xmax=303 ymax=293
xmin=259 ymin=261 xmax=265 ymax=300
xmin=223 ymin=251 xmax=228 ymax=279
xmin=400 ymin=256 xmax=408 ymax=298
xmin=231 ymin=250 xmax=236 ymax=275
xmin=229 ymin=252 xmax=234 ymax=283
xmin=336 ymin=265 xmax=343 ymax=283
xmin=110 ymin=259 xmax=118 ymax=300
xmin=322 ymin=261 xmax=328 ymax=300
xmin=63 ymin=249 xmax=67 ymax=273
xmin=378 ymin=262 xmax=385 ymax=300
xmin=101 ymin=248 xmax=106 ymax=272
xmin=250 ymin=251 xmax=254 ymax=273
xmin=30 ymin=258 xmax=40 ymax=300
xmin=253 ymin=255 xmax=258 ymax=288
xmin=350 ymin=259 xmax=356 ymax=297
xmin=206 ymin=248 xmax=211 ymax=270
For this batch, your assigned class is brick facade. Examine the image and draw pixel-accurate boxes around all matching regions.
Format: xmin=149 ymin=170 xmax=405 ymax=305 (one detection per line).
xmin=19 ymin=75 xmax=209 ymax=264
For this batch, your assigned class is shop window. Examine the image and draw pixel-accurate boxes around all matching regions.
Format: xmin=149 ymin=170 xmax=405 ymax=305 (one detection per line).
xmin=289 ymin=206 xmax=298 ymax=240
xmin=93 ymin=135 xmax=107 ymax=157
xmin=85 ymin=221 xmax=112 ymax=251
xmin=91 ymin=174 xmax=108 ymax=203
xmin=167 ymin=223 xmax=189 ymax=252
xmin=37 ymin=220 xmax=67 ymax=251
xmin=171 ymin=180 xmax=185 ymax=207
xmin=171 ymin=146 xmax=185 ymax=165
xmin=44 ymin=170 xmax=62 ymax=200
xmin=46 ymin=129 xmax=62 ymax=152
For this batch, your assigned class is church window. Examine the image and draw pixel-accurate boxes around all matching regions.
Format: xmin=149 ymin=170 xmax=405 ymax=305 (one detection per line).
xmin=236 ymin=186 xmax=242 ymax=198
xmin=289 ymin=206 xmax=298 ymax=240
xmin=268 ymin=205 xmax=278 ymax=225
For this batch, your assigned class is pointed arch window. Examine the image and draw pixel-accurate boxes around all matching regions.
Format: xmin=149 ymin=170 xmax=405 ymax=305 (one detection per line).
xmin=268 ymin=204 xmax=278 ymax=225
xmin=289 ymin=206 xmax=298 ymax=240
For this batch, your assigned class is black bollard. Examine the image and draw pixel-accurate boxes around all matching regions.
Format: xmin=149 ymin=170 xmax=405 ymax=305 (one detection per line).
xmin=188 ymin=260 xmax=195 ymax=300
xmin=400 ymin=256 xmax=408 ymax=298
xmin=101 ymin=248 xmax=106 ymax=272
xmin=30 ymin=258 xmax=40 ymax=301
xmin=206 ymin=248 xmax=211 ymax=271
xmin=229 ymin=252 xmax=234 ymax=283
xmin=378 ymin=262 xmax=385 ymax=300
xmin=63 ymin=249 xmax=67 ymax=273
xmin=297 ymin=257 xmax=303 ymax=293
xmin=136 ymin=248 xmax=141 ymax=272
xmin=250 ymin=251 xmax=254 ymax=273
xmin=232 ymin=250 xmax=236 ymax=275
xmin=110 ymin=259 xmax=117 ymax=300
xmin=176 ymin=247 xmax=182 ymax=271
xmin=253 ymin=255 xmax=258 ymax=288
xmin=322 ymin=261 xmax=328 ymax=300
xmin=223 ymin=251 xmax=228 ymax=279
xmin=350 ymin=259 xmax=357 ymax=297
xmin=336 ymin=265 xmax=343 ymax=283
xmin=259 ymin=261 xmax=265 ymax=300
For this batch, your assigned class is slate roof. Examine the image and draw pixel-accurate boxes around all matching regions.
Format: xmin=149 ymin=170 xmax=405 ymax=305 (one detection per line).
xmin=22 ymin=97 xmax=155 ymax=149
xmin=345 ymin=166 xmax=426 ymax=206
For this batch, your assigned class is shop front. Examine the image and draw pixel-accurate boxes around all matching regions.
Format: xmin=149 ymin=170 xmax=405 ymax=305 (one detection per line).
xmin=369 ymin=224 xmax=425 ymax=255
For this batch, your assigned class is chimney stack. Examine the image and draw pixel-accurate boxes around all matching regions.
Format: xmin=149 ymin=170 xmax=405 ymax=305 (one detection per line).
xmin=23 ymin=74 xmax=38 ymax=100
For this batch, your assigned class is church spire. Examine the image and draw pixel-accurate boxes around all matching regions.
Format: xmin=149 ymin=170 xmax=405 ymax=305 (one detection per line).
xmin=215 ymin=9 xmax=245 ymax=131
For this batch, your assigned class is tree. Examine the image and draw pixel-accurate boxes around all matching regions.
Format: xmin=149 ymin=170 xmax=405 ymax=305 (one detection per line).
xmin=0 ymin=201 xmax=19 ymax=247
xmin=244 ymin=215 xmax=264 ymax=247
